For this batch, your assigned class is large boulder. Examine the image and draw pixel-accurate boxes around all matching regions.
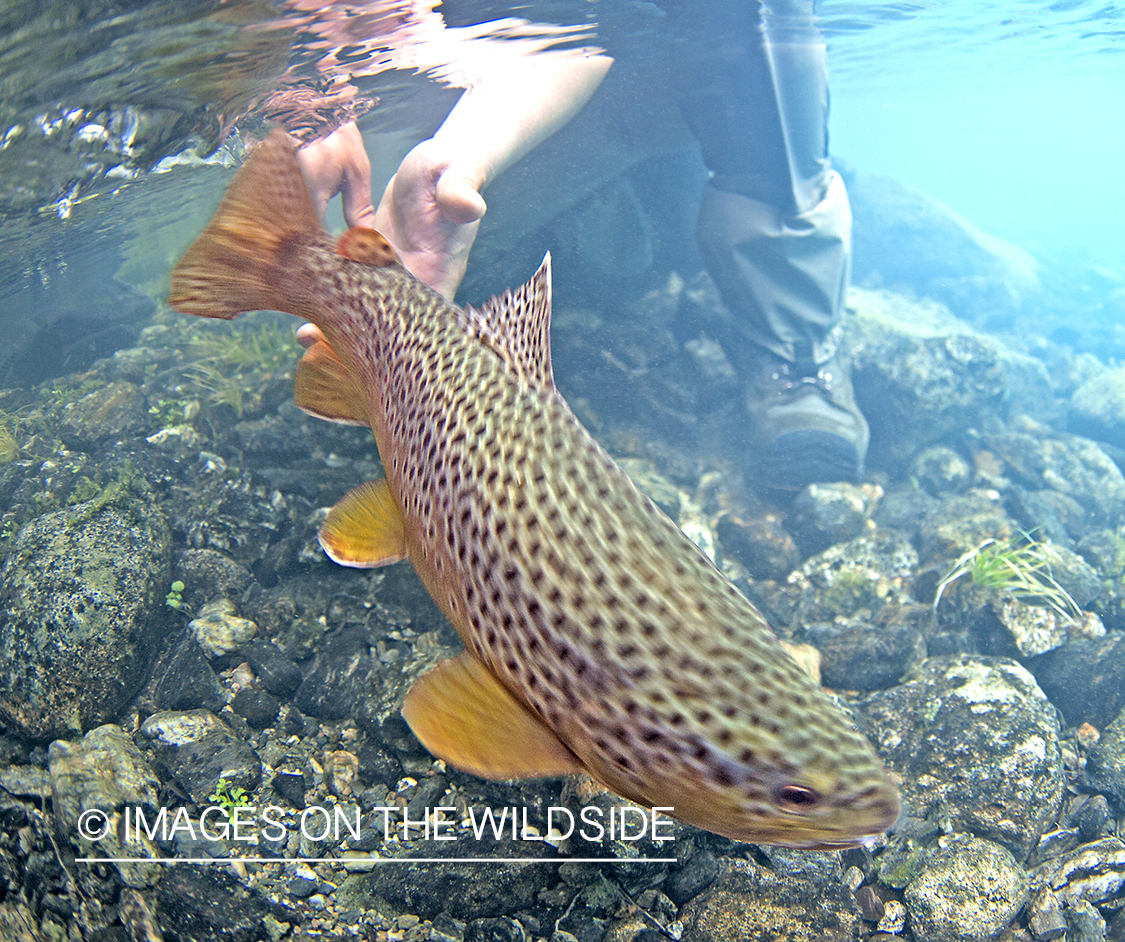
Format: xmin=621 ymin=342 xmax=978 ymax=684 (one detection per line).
xmin=848 ymin=171 xmax=1040 ymax=330
xmin=0 ymin=478 xmax=170 ymax=739
xmin=856 ymin=655 xmax=1065 ymax=860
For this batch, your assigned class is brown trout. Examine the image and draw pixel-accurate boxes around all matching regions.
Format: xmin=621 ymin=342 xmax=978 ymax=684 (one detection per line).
xmin=169 ymin=130 xmax=899 ymax=848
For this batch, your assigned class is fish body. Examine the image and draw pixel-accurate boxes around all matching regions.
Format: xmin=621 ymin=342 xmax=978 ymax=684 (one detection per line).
xmin=170 ymin=131 xmax=899 ymax=848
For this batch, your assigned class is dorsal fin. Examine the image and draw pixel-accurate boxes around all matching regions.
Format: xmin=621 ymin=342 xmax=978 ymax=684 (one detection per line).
xmin=462 ymin=253 xmax=554 ymax=391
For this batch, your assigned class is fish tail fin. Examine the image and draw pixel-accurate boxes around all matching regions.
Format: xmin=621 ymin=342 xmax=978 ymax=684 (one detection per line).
xmin=168 ymin=129 xmax=322 ymax=320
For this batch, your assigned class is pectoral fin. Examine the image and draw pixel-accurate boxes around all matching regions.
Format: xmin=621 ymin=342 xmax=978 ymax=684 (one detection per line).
xmin=319 ymin=478 xmax=406 ymax=567
xmin=402 ymin=650 xmax=580 ymax=780
xmin=294 ymin=328 xmax=369 ymax=425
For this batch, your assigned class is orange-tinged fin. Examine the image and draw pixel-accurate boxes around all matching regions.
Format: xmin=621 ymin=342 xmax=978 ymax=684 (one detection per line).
xmin=294 ymin=334 xmax=369 ymax=425
xmin=335 ymin=227 xmax=399 ymax=267
xmin=402 ymin=650 xmax=581 ymax=780
xmin=463 ymin=253 xmax=555 ymax=392
xmin=169 ymin=129 xmax=321 ymax=321
xmin=319 ymin=478 xmax=406 ymax=568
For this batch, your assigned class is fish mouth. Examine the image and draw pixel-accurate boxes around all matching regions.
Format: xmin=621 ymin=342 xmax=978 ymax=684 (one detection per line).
xmin=789 ymin=832 xmax=884 ymax=851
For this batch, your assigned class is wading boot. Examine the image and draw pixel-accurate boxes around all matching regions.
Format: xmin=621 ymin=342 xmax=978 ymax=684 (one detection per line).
xmin=744 ymin=341 xmax=868 ymax=489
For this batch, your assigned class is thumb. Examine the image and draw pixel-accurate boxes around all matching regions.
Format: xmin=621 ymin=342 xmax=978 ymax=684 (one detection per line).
xmin=435 ymin=174 xmax=487 ymax=225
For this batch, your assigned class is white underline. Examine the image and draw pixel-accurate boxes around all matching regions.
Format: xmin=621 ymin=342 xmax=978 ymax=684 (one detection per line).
xmin=77 ymin=856 xmax=678 ymax=865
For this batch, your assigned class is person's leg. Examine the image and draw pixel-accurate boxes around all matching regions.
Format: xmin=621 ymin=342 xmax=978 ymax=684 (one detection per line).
xmin=679 ymin=0 xmax=868 ymax=487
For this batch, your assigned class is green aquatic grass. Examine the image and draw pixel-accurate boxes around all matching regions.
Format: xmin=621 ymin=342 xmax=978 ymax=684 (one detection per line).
xmin=188 ymin=320 xmax=298 ymax=375
xmin=185 ymin=362 xmax=247 ymax=418
xmin=0 ymin=406 xmax=36 ymax=463
xmin=181 ymin=317 xmax=299 ymax=419
xmin=0 ymin=418 xmax=17 ymax=463
xmin=934 ymin=536 xmax=1082 ymax=624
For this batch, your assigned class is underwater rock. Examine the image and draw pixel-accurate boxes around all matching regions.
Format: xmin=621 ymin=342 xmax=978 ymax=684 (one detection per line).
xmin=1008 ymin=487 xmax=1088 ymax=548
xmin=1036 ymin=828 xmax=1084 ymax=866
xmin=788 ymin=482 xmax=875 ymax=556
xmin=139 ymin=709 xmax=260 ymax=804
xmin=715 ymin=512 xmax=799 ymax=581
xmin=985 ymin=417 xmax=1125 ymax=523
xmin=154 ymin=867 xmax=299 ymax=942
xmin=1067 ymin=899 xmax=1108 ymax=942
xmin=58 ymin=380 xmax=147 ymax=447
xmin=857 ymin=655 xmax=1064 ymax=859
xmin=1067 ymin=795 xmax=1113 ymax=843
xmin=902 ymin=835 xmax=1028 ymax=942
xmin=848 ymin=171 xmax=1040 ymax=330
xmin=911 ymin=445 xmax=973 ymax=496
xmin=936 ymin=583 xmax=1069 ymax=658
xmin=1027 ymin=886 xmax=1068 ymax=941
xmin=1070 ymin=366 xmax=1125 ymax=451
xmin=1075 ymin=528 xmax=1125 ymax=628
xmin=1035 ymin=543 xmax=1102 ymax=609
xmin=271 ymin=770 xmax=307 ymax=808
xmin=711 ymin=510 xmax=801 ymax=585
xmin=189 ymin=598 xmax=258 ymax=658
xmin=664 ymin=849 xmax=720 ymax=906
xmin=233 ymin=413 xmax=317 ymax=458
xmin=553 ymin=870 xmax=639 ymax=941
xmin=1031 ymin=837 xmax=1125 ymax=908
xmin=0 ymin=764 xmax=51 ymax=801
xmin=872 ymin=484 xmax=941 ymax=538
xmin=678 ymin=857 xmax=864 ymax=942
xmin=788 ymin=529 xmax=918 ymax=624
xmin=150 ymin=635 xmax=226 ymax=713
xmin=175 ymin=548 xmax=254 ymax=606
xmin=0 ymin=485 xmax=170 ymax=739
xmin=293 ymin=624 xmax=385 ymax=722
xmin=1027 ymin=633 xmax=1125 ymax=729
xmin=241 ymin=638 xmax=303 ymax=699
xmin=798 ymin=607 xmax=925 ymax=691
xmin=683 ymin=334 xmax=740 ymax=403
xmin=167 ymin=457 xmax=298 ymax=577
xmin=1085 ymin=709 xmax=1125 ymax=807
xmin=917 ymin=488 xmax=1017 ymax=565
xmin=47 ymin=724 xmax=163 ymax=888
xmin=230 ymin=685 xmax=280 ymax=729
xmin=338 ymin=842 xmax=557 ymax=921
xmin=0 ymin=902 xmax=46 ymax=941
xmin=847 ymin=287 xmax=1036 ymax=470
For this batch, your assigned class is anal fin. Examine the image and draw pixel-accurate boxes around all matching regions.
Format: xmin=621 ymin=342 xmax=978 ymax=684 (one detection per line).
xmin=319 ymin=479 xmax=406 ymax=567
xmin=294 ymin=327 xmax=369 ymax=425
xmin=402 ymin=650 xmax=580 ymax=780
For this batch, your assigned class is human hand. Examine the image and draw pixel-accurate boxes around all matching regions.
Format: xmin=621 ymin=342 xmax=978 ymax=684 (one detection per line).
xmin=373 ymin=138 xmax=487 ymax=299
xmin=296 ymin=122 xmax=376 ymax=230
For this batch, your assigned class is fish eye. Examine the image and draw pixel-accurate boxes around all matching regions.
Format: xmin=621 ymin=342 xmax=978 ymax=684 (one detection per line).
xmin=774 ymin=784 xmax=822 ymax=811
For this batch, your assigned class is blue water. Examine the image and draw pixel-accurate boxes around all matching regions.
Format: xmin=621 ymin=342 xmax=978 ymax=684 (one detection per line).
xmin=0 ymin=0 xmax=1122 ymax=338
xmin=821 ymin=0 xmax=1125 ymax=266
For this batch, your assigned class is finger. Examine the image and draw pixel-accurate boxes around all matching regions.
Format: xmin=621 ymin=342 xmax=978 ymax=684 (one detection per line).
xmin=336 ymin=125 xmax=375 ymax=229
xmin=296 ymin=323 xmax=323 ymax=349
